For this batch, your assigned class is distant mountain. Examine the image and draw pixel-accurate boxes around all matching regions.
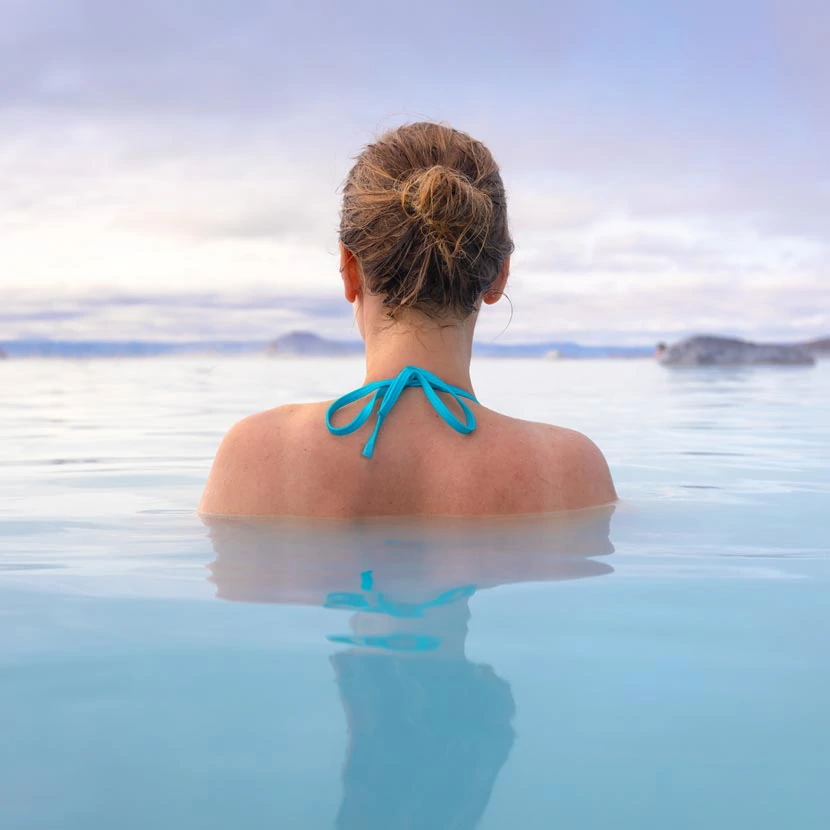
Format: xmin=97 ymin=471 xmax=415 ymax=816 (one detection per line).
xmin=268 ymin=331 xmax=653 ymax=359
xmin=4 ymin=331 xmax=825 ymax=361
xmin=268 ymin=331 xmax=364 ymax=356
xmin=14 ymin=330 xmax=800 ymax=361
xmin=0 ymin=332 xmax=656 ymax=359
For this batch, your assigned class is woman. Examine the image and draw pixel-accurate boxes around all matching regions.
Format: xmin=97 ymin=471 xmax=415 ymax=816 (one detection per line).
xmin=200 ymin=122 xmax=616 ymax=516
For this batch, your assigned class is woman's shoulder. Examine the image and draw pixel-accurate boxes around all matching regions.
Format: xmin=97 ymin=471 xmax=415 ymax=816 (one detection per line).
xmin=199 ymin=403 xmax=328 ymax=515
xmin=478 ymin=411 xmax=617 ymax=511
xmin=482 ymin=408 xmax=607 ymax=457
xmin=214 ymin=402 xmax=323 ymax=458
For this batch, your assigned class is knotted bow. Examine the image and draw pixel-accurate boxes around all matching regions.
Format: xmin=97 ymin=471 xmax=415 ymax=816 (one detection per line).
xmin=325 ymin=365 xmax=478 ymax=458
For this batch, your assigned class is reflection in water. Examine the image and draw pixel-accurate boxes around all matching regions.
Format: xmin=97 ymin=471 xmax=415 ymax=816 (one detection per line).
xmin=205 ymin=508 xmax=615 ymax=829
xmin=331 ymin=647 xmax=514 ymax=829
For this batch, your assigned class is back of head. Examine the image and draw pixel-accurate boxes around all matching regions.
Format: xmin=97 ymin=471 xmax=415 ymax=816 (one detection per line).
xmin=340 ymin=122 xmax=514 ymax=318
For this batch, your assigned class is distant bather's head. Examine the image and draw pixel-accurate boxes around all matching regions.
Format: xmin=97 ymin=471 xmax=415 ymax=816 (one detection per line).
xmin=339 ymin=122 xmax=514 ymax=324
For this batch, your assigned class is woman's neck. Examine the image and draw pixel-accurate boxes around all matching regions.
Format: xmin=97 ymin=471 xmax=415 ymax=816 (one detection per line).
xmin=361 ymin=304 xmax=477 ymax=393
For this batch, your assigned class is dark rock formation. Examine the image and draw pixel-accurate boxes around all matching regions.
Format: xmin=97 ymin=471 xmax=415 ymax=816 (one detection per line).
xmin=660 ymin=335 xmax=815 ymax=366
xmin=801 ymin=337 xmax=830 ymax=357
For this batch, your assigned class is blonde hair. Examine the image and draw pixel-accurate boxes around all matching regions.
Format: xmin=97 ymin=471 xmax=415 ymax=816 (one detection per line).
xmin=340 ymin=122 xmax=514 ymax=317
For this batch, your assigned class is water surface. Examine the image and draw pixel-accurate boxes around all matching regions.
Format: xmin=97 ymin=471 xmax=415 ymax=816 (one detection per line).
xmin=1 ymin=358 xmax=828 ymax=829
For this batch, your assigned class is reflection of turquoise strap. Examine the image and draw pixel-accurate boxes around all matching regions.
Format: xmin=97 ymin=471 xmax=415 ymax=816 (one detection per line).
xmin=325 ymin=571 xmax=476 ymax=653
xmin=327 ymin=633 xmax=440 ymax=652
xmin=325 ymin=584 xmax=476 ymax=618
xmin=324 ymin=570 xmax=476 ymax=618
xmin=326 ymin=365 xmax=477 ymax=458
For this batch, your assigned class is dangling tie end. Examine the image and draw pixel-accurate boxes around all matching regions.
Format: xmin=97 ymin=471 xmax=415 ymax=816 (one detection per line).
xmin=361 ymin=413 xmax=385 ymax=459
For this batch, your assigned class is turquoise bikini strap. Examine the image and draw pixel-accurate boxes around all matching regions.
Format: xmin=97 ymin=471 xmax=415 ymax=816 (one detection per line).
xmin=325 ymin=365 xmax=477 ymax=459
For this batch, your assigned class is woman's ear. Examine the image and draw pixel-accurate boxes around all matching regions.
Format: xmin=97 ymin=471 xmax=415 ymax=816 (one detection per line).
xmin=483 ymin=256 xmax=510 ymax=305
xmin=340 ymin=243 xmax=362 ymax=303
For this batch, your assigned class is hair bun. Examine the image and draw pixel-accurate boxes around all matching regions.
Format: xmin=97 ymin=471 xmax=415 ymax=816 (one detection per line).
xmin=400 ymin=165 xmax=492 ymax=244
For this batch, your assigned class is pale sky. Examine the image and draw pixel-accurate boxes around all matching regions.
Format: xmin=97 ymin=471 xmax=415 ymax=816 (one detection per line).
xmin=1 ymin=0 xmax=828 ymax=343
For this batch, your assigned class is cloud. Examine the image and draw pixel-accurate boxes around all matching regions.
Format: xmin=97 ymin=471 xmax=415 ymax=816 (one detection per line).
xmin=0 ymin=0 xmax=599 ymax=119
xmin=0 ymin=0 xmax=827 ymax=342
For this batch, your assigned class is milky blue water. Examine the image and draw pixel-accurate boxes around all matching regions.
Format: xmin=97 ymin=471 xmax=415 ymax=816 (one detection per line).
xmin=1 ymin=357 xmax=829 ymax=829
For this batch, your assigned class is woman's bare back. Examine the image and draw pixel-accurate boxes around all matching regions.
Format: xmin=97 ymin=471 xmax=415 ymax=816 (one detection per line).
xmin=199 ymin=391 xmax=616 ymax=517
